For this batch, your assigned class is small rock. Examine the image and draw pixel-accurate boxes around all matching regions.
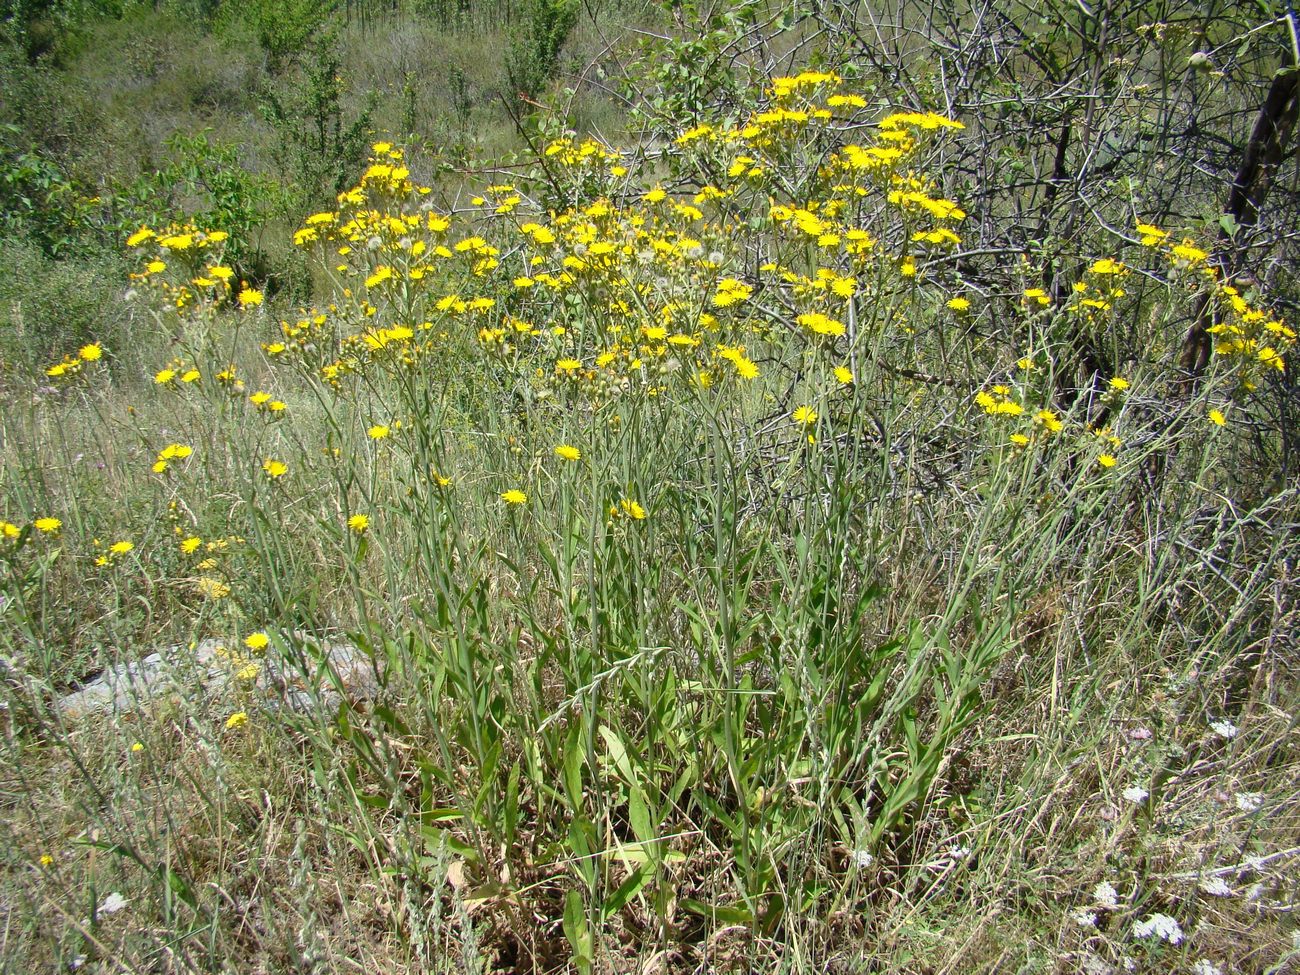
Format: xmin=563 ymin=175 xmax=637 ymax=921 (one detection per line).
xmin=57 ymin=635 xmax=380 ymax=719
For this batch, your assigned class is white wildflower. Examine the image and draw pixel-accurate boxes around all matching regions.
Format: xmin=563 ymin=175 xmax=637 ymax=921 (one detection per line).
xmin=1072 ymin=909 xmax=1099 ymax=928
xmin=1235 ymin=791 xmax=1264 ymax=813
xmin=1191 ymin=961 xmax=1223 ymax=975
xmin=947 ymin=843 xmax=972 ymax=860
xmin=1209 ymin=718 xmax=1238 ymax=739
xmin=1200 ymin=876 xmax=1233 ymax=897
xmin=1133 ymin=912 xmax=1184 ymax=945
xmin=1094 ymin=881 xmax=1120 ymax=909
xmin=851 ymin=849 xmax=875 ymax=869
xmin=1122 ymin=785 xmax=1149 ymax=804
xmin=1129 ymin=726 xmax=1152 ymax=740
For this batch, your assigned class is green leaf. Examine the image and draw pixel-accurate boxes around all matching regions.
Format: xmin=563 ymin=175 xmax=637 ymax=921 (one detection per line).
xmin=602 ymin=864 xmax=652 ymax=920
xmin=680 ymin=897 xmax=753 ymax=924
xmin=563 ymin=722 xmax=585 ymax=811
xmin=562 ymin=890 xmax=593 ymax=974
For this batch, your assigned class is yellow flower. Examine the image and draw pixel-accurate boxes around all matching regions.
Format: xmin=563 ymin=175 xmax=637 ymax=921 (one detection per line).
xmin=126 ymin=227 xmax=154 ymax=247
xmin=1208 ymin=408 xmax=1226 ymax=426
xmin=130 ymin=742 xmax=143 ymax=753
xmin=555 ymin=445 xmax=581 ymax=461
xmin=618 ymin=498 xmax=648 ymax=520
xmin=367 ymin=424 xmax=391 ymax=440
xmin=195 ymin=576 xmax=231 ymax=599
xmin=109 ymin=540 xmax=134 ymax=555
xmin=224 ymin=711 xmax=248 ymax=730
xmin=181 ymin=369 xmax=200 ymax=383
xmin=154 ymin=368 xmax=176 ymax=384
xmin=1 ymin=521 xmax=19 ymax=539
xmin=834 ymin=366 xmax=854 ymax=385
xmin=1035 ymin=409 xmax=1063 ymax=434
xmin=797 ymin=312 xmax=845 ymax=337
xmin=263 ymin=459 xmax=288 ymax=478
xmin=1097 ymin=454 xmax=1117 ymax=468
xmin=244 ymin=632 xmax=270 ymax=652
xmin=946 ymin=297 xmax=970 ymax=312
xmin=348 ymin=513 xmax=370 ymax=533
xmin=1171 ymin=240 xmax=1208 ymax=263
xmin=39 ymin=854 xmax=54 ymax=867
xmin=501 ymin=489 xmax=527 ymax=505
xmin=1136 ymin=223 xmax=1168 ymax=245
xmin=1089 ymin=258 xmax=1125 ymax=275
xmin=1010 ymin=433 xmax=1031 ymax=447
xmin=209 ymin=265 xmax=233 ymax=281
xmin=34 ymin=517 xmax=61 ymax=533
xmin=181 ymin=536 xmax=202 ymax=553
xmin=1108 ymin=377 xmax=1130 ymax=391
xmin=712 ymin=278 xmax=753 ymax=307
xmin=238 ymin=287 xmax=264 ymax=308
xmin=792 ymin=406 xmax=818 ymax=425
xmin=78 ymin=343 xmax=103 ymax=362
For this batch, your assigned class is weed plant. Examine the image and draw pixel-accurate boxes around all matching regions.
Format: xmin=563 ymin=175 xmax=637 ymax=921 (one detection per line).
xmin=1 ymin=66 xmax=1297 ymax=975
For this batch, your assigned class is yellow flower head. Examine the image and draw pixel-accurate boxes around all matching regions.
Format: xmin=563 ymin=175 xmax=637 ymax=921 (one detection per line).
xmin=618 ymin=498 xmax=647 ymax=520
xmin=792 ymin=406 xmax=818 ymax=425
xmin=195 ymin=576 xmax=231 ymax=599
xmin=368 ymin=424 xmax=391 ymax=440
xmin=348 ymin=513 xmax=370 ymax=533
xmin=109 ymin=540 xmax=134 ymax=555
xmin=79 ymin=343 xmax=103 ymax=362
xmin=244 ymin=632 xmax=270 ymax=651
xmin=555 ymin=445 xmax=581 ymax=461
xmin=34 ymin=517 xmax=61 ymax=533
xmin=501 ymin=489 xmax=527 ymax=505
xmin=1089 ymin=258 xmax=1126 ymax=275
xmin=263 ymin=459 xmax=288 ymax=479
xmin=225 ymin=711 xmax=249 ymax=730
xmin=238 ymin=287 xmax=264 ymax=308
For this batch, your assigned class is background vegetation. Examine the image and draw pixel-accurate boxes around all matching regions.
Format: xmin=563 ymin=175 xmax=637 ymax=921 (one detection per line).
xmin=1 ymin=0 xmax=1297 ymax=972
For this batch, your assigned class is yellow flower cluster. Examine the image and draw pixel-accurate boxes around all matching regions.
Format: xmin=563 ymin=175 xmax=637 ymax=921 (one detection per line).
xmin=127 ymin=223 xmax=234 ymax=314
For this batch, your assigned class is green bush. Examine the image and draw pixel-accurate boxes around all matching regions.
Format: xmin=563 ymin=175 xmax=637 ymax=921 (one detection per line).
xmin=505 ymin=0 xmax=580 ymax=106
